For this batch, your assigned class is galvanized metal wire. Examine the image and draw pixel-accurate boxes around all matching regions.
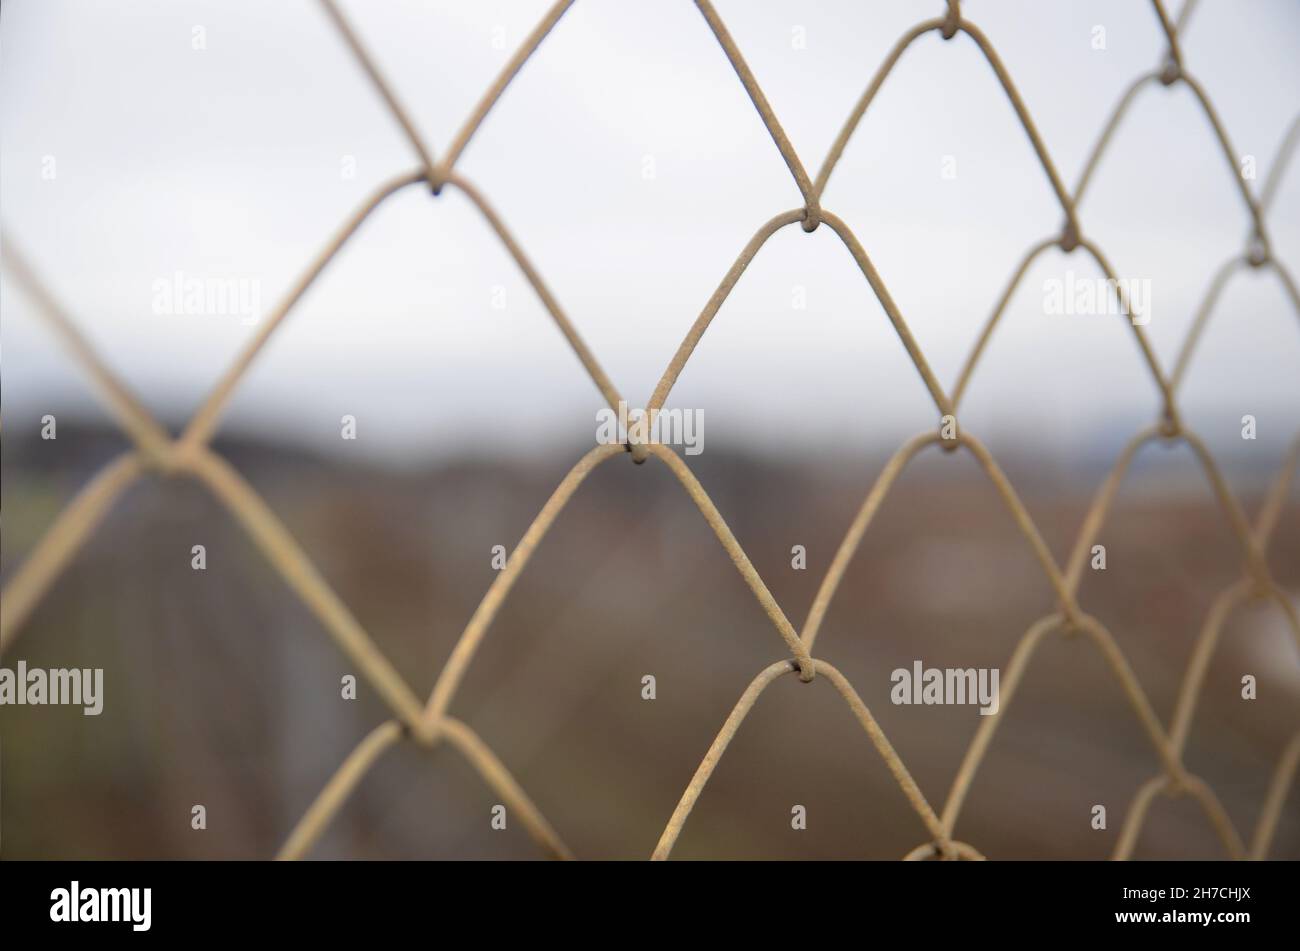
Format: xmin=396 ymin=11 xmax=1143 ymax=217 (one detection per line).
xmin=2 ymin=0 xmax=1297 ymax=861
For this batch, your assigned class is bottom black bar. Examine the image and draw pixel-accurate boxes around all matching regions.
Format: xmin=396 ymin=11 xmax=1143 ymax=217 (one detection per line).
xmin=0 ymin=859 xmax=1289 ymax=939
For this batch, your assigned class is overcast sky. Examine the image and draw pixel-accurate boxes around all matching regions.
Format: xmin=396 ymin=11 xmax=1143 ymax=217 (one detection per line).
xmin=3 ymin=0 xmax=1298 ymax=468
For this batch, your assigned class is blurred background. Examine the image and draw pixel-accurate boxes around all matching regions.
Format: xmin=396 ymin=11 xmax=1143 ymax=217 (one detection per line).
xmin=1 ymin=0 xmax=1297 ymax=859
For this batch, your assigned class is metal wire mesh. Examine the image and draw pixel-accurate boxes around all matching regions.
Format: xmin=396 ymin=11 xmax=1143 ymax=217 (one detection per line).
xmin=2 ymin=0 xmax=1297 ymax=861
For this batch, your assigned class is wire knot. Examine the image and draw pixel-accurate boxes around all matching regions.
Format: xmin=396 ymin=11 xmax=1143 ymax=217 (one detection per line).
xmin=625 ymin=412 xmax=652 ymax=463
xmin=1246 ymin=570 xmax=1272 ymax=602
xmin=146 ymin=438 xmax=197 ymax=478
xmin=427 ymin=162 xmax=449 ymax=196
xmin=939 ymin=413 xmax=960 ymax=453
xmin=1157 ymin=406 xmax=1182 ymax=441
xmin=1162 ymin=773 xmax=1189 ymax=798
xmin=405 ymin=717 xmax=442 ymax=749
xmin=941 ymin=1 xmax=960 ymax=40
xmin=907 ymin=838 xmax=968 ymax=860
xmin=1158 ymin=59 xmax=1181 ymax=87
xmin=794 ymin=656 xmax=816 ymax=683
xmin=1059 ymin=220 xmax=1080 ymax=253
xmin=801 ymin=202 xmax=822 ymax=233
xmin=1246 ymin=235 xmax=1269 ymax=269
xmin=145 ymin=443 xmax=181 ymax=476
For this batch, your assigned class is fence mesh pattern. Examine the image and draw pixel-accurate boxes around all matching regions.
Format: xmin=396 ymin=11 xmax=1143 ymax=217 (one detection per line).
xmin=2 ymin=0 xmax=1298 ymax=861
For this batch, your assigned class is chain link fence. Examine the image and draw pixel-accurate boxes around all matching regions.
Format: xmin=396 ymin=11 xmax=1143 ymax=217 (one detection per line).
xmin=2 ymin=0 xmax=1297 ymax=860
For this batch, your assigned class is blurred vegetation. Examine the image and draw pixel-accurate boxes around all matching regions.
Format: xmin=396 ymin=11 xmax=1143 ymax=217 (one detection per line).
xmin=2 ymin=423 xmax=1297 ymax=859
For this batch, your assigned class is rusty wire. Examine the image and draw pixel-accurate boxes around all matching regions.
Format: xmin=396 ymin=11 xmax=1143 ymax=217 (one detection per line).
xmin=2 ymin=0 xmax=1297 ymax=861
